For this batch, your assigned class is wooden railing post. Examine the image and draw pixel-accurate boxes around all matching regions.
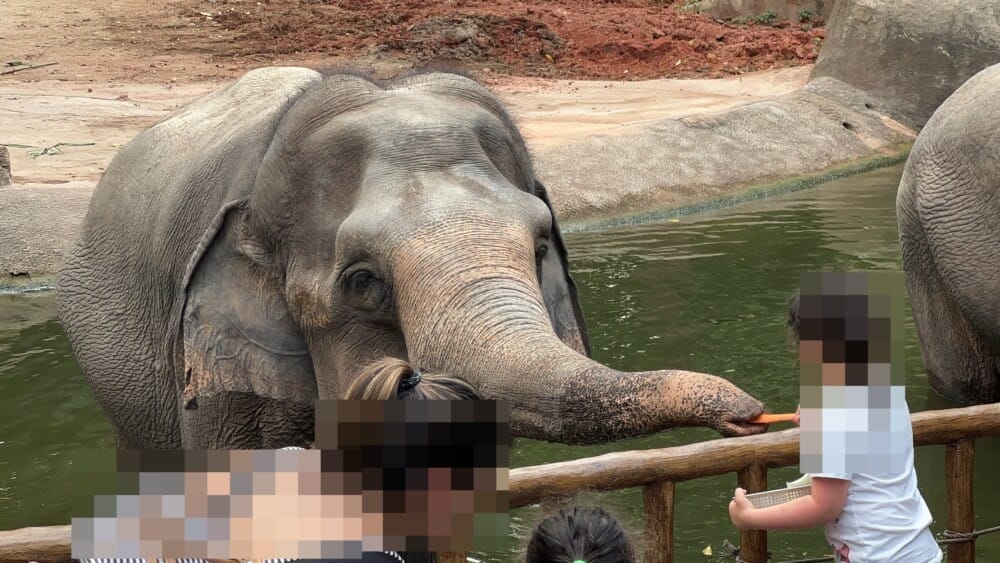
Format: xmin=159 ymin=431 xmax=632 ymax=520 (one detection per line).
xmin=737 ymin=462 xmax=768 ymax=563
xmin=945 ymin=439 xmax=975 ymax=563
xmin=643 ymin=480 xmax=675 ymax=563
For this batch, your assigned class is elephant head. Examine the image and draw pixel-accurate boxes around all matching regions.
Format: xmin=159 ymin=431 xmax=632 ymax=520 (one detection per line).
xmin=897 ymin=63 xmax=1000 ymax=405
xmin=177 ymin=69 xmax=766 ymax=444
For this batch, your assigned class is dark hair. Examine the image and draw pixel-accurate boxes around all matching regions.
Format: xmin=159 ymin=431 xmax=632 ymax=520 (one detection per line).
xmin=344 ymin=357 xmax=480 ymax=400
xmin=526 ymin=506 xmax=637 ymax=563
xmin=787 ymin=290 xmax=801 ymax=341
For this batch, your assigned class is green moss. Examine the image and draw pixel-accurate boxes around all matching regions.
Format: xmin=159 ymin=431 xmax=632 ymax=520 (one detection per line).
xmin=564 ymin=144 xmax=912 ymax=233
xmin=752 ymin=10 xmax=778 ymax=25
xmin=675 ymin=0 xmax=702 ymax=12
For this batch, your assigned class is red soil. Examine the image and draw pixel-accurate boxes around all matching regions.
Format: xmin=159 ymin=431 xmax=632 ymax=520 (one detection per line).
xmin=183 ymin=0 xmax=825 ymax=80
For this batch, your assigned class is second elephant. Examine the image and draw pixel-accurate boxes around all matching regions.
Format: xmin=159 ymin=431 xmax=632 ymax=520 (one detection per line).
xmin=897 ymin=62 xmax=1000 ymax=405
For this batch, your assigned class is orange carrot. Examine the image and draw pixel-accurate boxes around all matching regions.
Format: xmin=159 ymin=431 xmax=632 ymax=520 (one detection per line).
xmin=750 ymin=413 xmax=798 ymax=424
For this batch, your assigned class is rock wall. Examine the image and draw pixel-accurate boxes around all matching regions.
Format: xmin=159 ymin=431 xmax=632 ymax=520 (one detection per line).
xmin=534 ymin=77 xmax=914 ymax=223
xmin=694 ymin=0 xmax=836 ymax=22
xmin=810 ymin=0 xmax=1000 ymax=129
xmin=0 ymin=184 xmax=94 ymax=280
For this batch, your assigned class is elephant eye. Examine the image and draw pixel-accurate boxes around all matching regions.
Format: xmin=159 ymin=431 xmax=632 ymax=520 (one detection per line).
xmin=535 ymin=243 xmax=549 ymax=264
xmin=349 ymin=270 xmax=373 ymax=290
xmin=344 ymin=268 xmax=389 ymax=312
xmin=535 ymin=243 xmax=548 ymax=284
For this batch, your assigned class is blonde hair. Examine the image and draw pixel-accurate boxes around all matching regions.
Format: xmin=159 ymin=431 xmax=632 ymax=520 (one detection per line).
xmin=344 ymin=357 xmax=480 ymax=400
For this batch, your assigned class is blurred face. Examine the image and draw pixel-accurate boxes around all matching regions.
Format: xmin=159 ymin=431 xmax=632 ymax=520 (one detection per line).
xmin=72 ymin=399 xmax=511 ymax=560
xmin=797 ymin=271 xmax=908 ymax=475
xmin=316 ymin=399 xmax=510 ymax=553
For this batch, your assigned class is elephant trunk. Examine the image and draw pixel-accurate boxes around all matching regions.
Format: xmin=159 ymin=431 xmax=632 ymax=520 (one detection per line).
xmin=392 ymin=220 xmax=765 ymax=444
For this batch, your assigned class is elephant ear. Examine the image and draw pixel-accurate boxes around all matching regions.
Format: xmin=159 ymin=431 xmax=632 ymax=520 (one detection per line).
xmin=534 ymin=180 xmax=592 ymax=357
xmin=179 ymin=202 xmax=317 ymax=409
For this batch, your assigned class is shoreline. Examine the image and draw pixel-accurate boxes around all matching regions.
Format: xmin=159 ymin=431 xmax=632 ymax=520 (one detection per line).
xmin=565 ymin=144 xmax=911 ymax=232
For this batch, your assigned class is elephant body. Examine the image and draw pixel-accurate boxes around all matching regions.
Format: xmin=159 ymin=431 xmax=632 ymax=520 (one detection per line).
xmin=896 ymin=62 xmax=1000 ymax=405
xmin=57 ymin=67 xmax=764 ymax=449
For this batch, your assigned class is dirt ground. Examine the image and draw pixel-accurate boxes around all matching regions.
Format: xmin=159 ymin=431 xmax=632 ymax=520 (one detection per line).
xmin=3 ymin=0 xmax=823 ymax=85
xmin=2 ymin=0 xmax=822 ymax=185
xmin=0 ymin=67 xmax=808 ymax=185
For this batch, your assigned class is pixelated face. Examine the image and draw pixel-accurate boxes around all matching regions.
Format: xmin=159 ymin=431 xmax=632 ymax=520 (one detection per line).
xmin=70 ymin=400 xmax=511 ymax=559
xmin=318 ymin=399 xmax=511 ymax=553
xmin=797 ymin=271 xmax=910 ymax=475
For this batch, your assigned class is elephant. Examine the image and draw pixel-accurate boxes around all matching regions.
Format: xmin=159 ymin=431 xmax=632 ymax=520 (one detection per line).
xmin=896 ymin=62 xmax=1000 ymax=405
xmin=56 ymin=66 xmax=767 ymax=450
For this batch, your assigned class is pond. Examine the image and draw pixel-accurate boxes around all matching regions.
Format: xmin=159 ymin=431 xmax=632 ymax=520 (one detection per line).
xmin=2 ymin=162 xmax=1000 ymax=561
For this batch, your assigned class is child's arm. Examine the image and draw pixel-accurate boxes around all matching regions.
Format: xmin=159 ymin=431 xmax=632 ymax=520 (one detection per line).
xmin=728 ymin=476 xmax=849 ymax=531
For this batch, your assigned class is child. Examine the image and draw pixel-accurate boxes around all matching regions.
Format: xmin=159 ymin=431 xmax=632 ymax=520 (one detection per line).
xmin=344 ymin=357 xmax=480 ymax=401
xmin=341 ymin=358 xmax=488 ymax=563
xmin=525 ymin=505 xmax=636 ymax=563
xmin=328 ymin=358 xmax=485 ymax=563
xmin=728 ymin=285 xmax=942 ymax=563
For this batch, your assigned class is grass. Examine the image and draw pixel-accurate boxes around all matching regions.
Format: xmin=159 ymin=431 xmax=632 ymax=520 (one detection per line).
xmin=674 ymin=0 xmax=702 ymax=12
xmin=752 ymin=10 xmax=778 ymax=25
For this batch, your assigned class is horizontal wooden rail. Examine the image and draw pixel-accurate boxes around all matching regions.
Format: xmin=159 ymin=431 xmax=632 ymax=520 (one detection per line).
xmin=3 ymin=403 xmax=1000 ymax=561
xmin=0 ymin=525 xmax=71 ymax=561
xmin=509 ymin=402 xmax=1000 ymax=508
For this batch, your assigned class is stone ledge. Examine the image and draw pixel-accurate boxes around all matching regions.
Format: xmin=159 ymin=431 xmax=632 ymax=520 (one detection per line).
xmin=0 ymin=184 xmax=95 ymax=280
xmin=535 ymin=77 xmax=915 ymax=224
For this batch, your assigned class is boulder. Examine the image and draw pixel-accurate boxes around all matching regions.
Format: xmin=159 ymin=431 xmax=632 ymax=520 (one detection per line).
xmin=810 ymin=0 xmax=1000 ymax=129
xmin=0 ymin=184 xmax=95 ymax=277
xmin=694 ymin=0 xmax=836 ymax=23
xmin=534 ymin=77 xmax=914 ymax=223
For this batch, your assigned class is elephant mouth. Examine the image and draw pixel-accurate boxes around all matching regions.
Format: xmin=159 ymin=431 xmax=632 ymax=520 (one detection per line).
xmin=718 ymin=417 xmax=770 ymax=437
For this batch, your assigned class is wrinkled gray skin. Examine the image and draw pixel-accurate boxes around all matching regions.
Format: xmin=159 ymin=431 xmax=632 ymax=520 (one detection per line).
xmin=897 ymin=62 xmax=1000 ymax=405
xmin=57 ymin=67 xmax=766 ymax=450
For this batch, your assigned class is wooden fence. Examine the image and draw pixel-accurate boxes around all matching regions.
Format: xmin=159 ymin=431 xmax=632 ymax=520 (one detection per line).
xmin=2 ymin=403 xmax=1000 ymax=562
xmin=509 ymin=402 xmax=1000 ymax=563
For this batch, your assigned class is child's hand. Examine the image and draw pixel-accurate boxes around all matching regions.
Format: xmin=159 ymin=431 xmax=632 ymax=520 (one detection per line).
xmin=728 ymin=487 xmax=756 ymax=530
xmin=793 ymin=405 xmax=800 ymax=426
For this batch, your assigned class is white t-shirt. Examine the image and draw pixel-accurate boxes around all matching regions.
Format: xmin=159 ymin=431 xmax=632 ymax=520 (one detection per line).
xmin=811 ymin=400 xmax=942 ymax=563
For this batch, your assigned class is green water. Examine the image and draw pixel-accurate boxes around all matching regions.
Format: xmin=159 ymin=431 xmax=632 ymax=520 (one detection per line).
xmin=3 ymin=163 xmax=1000 ymax=561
